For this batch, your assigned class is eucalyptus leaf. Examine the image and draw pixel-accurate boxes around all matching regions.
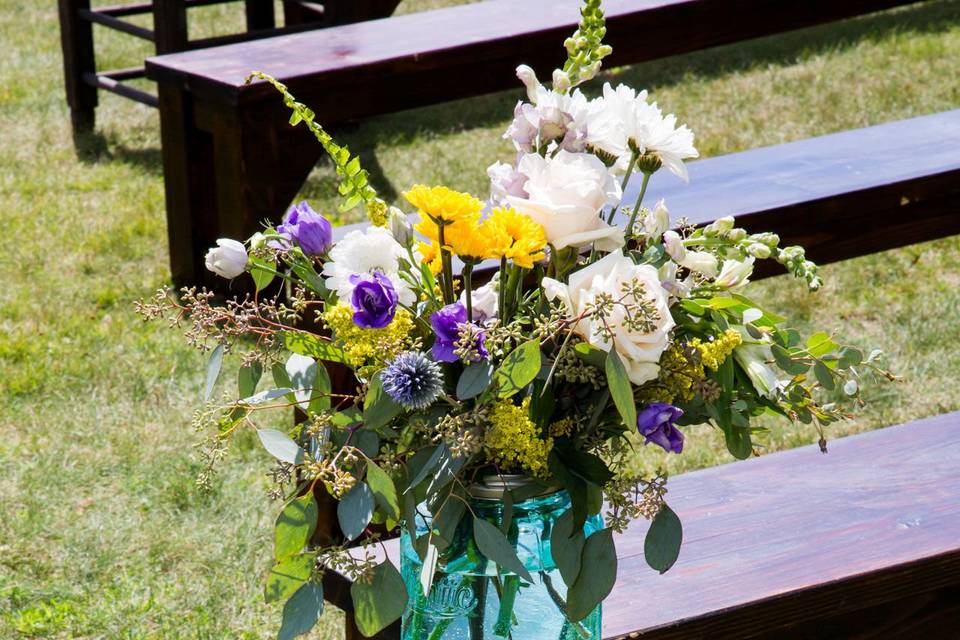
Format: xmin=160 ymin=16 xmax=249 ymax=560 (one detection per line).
xmin=350 ymin=560 xmax=408 ymax=637
xmin=366 ymin=460 xmax=400 ymax=521
xmin=605 ymin=350 xmax=637 ymax=429
xmin=265 ymin=554 xmax=314 ymax=604
xmin=250 ymin=257 xmax=277 ymax=292
xmin=237 ymin=361 xmax=263 ymax=398
xmin=456 ymin=362 xmax=493 ymax=400
xmin=806 ymin=331 xmax=839 ymax=357
xmin=337 ymin=482 xmax=375 ymax=542
xmin=278 ymin=582 xmax=323 ymax=640
xmin=644 ymin=504 xmax=682 ymax=573
xmin=257 ymin=429 xmax=304 ymax=465
xmin=814 ymin=361 xmax=835 ymax=390
xmin=405 ymin=445 xmax=445 ymax=494
xmin=204 ymin=344 xmax=224 ymax=402
xmin=551 ymin=509 xmax=584 ymax=587
xmin=844 ymin=379 xmax=859 ymax=395
xmin=241 ymin=387 xmax=293 ymax=406
xmin=771 ymin=344 xmax=810 ymax=376
xmin=420 ymin=541 xmax=439 ymax=597
xmin=473 ymin=517 xmax=534 ymax=583
xmin=285 ymin=353 xmax=317 ymax=411
xmin=493 ymin=340 xmax=542 ymax=398
xmin=573 ymin=342 xmax=607 ymax=369
xmin=308 ymin=365 xmax=332 ymax=415
xmin=283 ymin=331 xmax=348 ymax=364
xmin=364 ymin=372 xmax=402 ymax=432
xmin=567 ymin=528 xmax=617 ymax=622
xmin=275 ymin=494 xmax=318 ymax=561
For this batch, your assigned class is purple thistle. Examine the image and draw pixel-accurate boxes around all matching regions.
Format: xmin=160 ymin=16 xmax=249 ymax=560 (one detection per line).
xmin=381 ymin=352 xmax=444 ymax=410
xmin=637 ymin=403 xmax=684 ymax=454
xmin=349 ymin=272 xmax=398 ymax=329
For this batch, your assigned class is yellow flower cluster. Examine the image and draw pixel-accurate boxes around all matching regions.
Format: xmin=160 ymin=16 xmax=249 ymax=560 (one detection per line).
xmin=322 ymin=303 xmax=415 ymax=367
xmin=549 ymin=417 xmax=575 ymax=438
xmin=638 ymin=343 xmax=705 ymax=404
xmin=366 ymin=199 xmax=389 ymax=227
xmin=413 ymin=200 xmax=547 ymax=272
xmin=403 ymin=185 xmax=483 ymax=223
xmin=484 ymin=398 xmax=553 ymax=478
xmin=690 ymin=329 xmax=742 ymax=371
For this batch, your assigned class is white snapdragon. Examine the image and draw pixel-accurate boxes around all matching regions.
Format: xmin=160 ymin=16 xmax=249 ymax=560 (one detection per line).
xmin=715 ymin=257 xmax=755 ymax=289
xmin=487 ymin=160 xmax=529 ymax=206
xmin=460 ymin=281 xmax=499 ymax=323
xmin=515 ymin=64 xmax=541 ymax=102
xmin=322 ymin=226 xmax=415 ymax=306
xmin=507 ymin=150 xmax=624 ymax=251
xmin=542 ymin=250 xmax=674 ymax=385
xmin=204 ymin=238 xmax=248 ymax=279
xmin=662 ymin=230 xmax=719 ymax=278
xmin=733 ymin=327 xmax=782 ymax=399
xmin=387 ymin=206 xmax=413 ymax=246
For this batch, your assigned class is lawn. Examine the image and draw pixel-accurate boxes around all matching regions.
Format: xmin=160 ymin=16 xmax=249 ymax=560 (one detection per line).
xmin=1 ymin=0 xmax=958 ymax=638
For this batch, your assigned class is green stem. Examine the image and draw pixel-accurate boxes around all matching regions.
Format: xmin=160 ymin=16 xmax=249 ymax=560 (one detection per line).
xmin=625 ymin=171 xmax=652 ymax=236
xmin=493 ymin=575 xmax=521 ymax=637
xmin=606 ymin=150 xmax=639 ymax=224
xmin=498 ymin=258 xmax=508 ymax=321
xmin=503 ymin=266 xmax=522 ymax=322
xmin=437 ymin=221 xmax=455 ymax=304
xmin=464 ymin=264 xmax=474 ymax=322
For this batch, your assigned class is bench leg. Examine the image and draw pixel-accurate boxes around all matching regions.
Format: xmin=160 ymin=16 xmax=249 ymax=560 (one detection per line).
xmin=57 ymin=0 xmax=98 ymax=138
xmin=320 ymin=0 xmax=402 ymax=25
xmin=157 ymin=87 xmax=322 ymax=288
xmin=153 ymin=0 xmax=188 ymax=54
xmin=244 ymin=0 xmax=276 ymax=31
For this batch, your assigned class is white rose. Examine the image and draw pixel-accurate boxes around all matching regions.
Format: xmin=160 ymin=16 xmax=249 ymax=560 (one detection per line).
xmin=507 ymin=150 xmax=624 ymax=252
xmin=205 ymin=238 xmax=247 ymax=279
xmin=715 ymin=257 xmax=755 ymax=289
xmin=642 ymin=199 xmax=670 ymax=238
xmin=460 ymin=281 xmax=499 ymax=323
xmin=542 ymin=250 xmax=674 ymax=385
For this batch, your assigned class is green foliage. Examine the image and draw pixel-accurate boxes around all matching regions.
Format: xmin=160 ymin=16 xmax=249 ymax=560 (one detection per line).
xmin=493 ymin=340 xmax=542 ymax=398
xmin=246 ymin=71 xmax=386 ymax=221
xmin=457 ymin=362 xmax=493 ymax=399
xmin=473 ymin=517 xmax=534 ymax=583
xmin=204 ymin=344 xmax=224 ymax=402
xmin=275 ymin=494 xmax=318 ymax=562
xmin=265 ymin=555 xmax=316 ymax=604
xmin=644 ymin=504 xmax=683 ymax=574
xmin=237 ymin=361 xmax=263 ymax=398
xmin=351 ymin=561 xmax=408 ymax=636
xmin=366 ymin=460 xmax=400 ymax=522
xmin=278 ymin=582 xmax=324 ymax=640
xmin=337 ymin=482 xmax=375 ymax=541
xmin=363 ymin=372 xmax=402 ymax=432
xmin=605 ymin=349 xmax=637 ymax=429
xmin=566 ymin=528 xmax=617 ymax=622
xmin=249 ymin=256 xmax=277 ymax=292
xmin=283 ymin=330 xmax=349 ymax=364
xmin=551 ymin=509 xmax=585 ymax=587
xmin=257 ymin=429 xmax=305 ymax=464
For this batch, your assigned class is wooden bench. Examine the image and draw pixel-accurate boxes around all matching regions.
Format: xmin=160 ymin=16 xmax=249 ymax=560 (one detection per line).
xmin=324 ymin=412 xmax=960 ymax=639
xmin=56 ymin=0 xmax=401 ymax=138
xmin=143 ymin=0 xmax=927 ymax=288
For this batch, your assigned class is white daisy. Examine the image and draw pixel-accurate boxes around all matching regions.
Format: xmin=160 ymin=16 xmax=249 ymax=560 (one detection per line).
xmin=322 ymin=226 xmax=415 ymax=307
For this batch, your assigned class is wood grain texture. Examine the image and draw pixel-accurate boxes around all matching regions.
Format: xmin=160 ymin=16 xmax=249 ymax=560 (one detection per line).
xmin=145 ymin=0 xmax=927 ymax=110
xmin=326 ymin=412 xmax=960 ymax=639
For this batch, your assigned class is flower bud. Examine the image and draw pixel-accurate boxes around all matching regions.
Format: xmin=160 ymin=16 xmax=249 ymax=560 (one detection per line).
xmin=747 ymin=243 xmax=771 ymax=259
xmin=752 ymin=232 xmax=780 ymax=248
xmin=715 ymin=257 xmax=755 ymax=289
xmin=388 ymin=207 xmax=413 ymax=246
xmin=642 ymin=199 xmax=670 ymax=239
xmin=663 ymin=230 xmax=686 ymax=262
xmin=680 ymin=250 xmax=719 ymax=279
xmin=552 ymin=69 xmax=571 ymax=92
xmin=205 ymin=238 xmax=248 ymax=279
xmin=249 ymin=232 xmax=267 ymax=250
xmin=515 ymin=65 xmax=541 ymax=103
xmin=727 ymin=228 xmax=747 ymax=242
xmin=714 ymin=216 xmax=735 ymax=232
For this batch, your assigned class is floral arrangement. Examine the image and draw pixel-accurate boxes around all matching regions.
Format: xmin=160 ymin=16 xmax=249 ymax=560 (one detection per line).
xmin=138 ymin=1 xmax=893 ymax=637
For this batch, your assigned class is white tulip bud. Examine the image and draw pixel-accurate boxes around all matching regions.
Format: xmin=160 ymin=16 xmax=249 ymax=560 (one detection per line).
xmin=642 ymin=199 xmax=670 ymax=239
xmin=662 ymin=230 xmax=686 ymax=262
xmin=515 ymin=64 xmax=541 ymax=103
xmin=387 ymin=206 xmax=413 ymax=246
xmin=205 ymin=238 xmax=248 ymax=279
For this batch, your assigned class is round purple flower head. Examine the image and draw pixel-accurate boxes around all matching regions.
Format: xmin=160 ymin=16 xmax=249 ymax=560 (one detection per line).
xmin=637 ymin=403 xmax=684 ymax=454
xmin=430 ymin=302 xmax=488 ymax=363
xmin=381 ymin=352 xmax=444 ymax=411
xmin=277 ymin=201 xmax=332 ymax=256
xmin=349 ymin=272 xmax=398 ymax=329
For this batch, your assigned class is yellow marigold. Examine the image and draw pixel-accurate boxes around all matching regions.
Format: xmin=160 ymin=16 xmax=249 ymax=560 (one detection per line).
xmin=690 ymin=329 xmax=742 ymax=372
xmin=417 ymin=240 xmax=443 ymax=275
xmin=403 ymin=185 xmax=483 ymax=223
xmin=485 ymin=208 xmax=547 ymax=269
xmin=485 ymin=398 xmax=553 ymax=478
xmin=322 ymin=303 xmax=415 ymax=367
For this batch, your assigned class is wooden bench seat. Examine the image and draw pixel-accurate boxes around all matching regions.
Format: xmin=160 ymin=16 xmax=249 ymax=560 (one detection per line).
xmin=324 ymin=412 xmax=960 ymax=639
xmin=144 ymin=0 xmax=928 ymax=287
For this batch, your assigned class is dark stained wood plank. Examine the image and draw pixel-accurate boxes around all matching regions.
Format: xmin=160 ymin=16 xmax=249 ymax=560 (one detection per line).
xmin=602 ymin=411 xmax=960 ymax=639
xmin=153 ymin=0 xmax=189 ymax=54
xmin=57 ymin=0 xmax=98 ymax=135
xmin=145 ymin=0 xmax=927 ymax=112
xmin=325 ymin=412 xmax=960 ymax=639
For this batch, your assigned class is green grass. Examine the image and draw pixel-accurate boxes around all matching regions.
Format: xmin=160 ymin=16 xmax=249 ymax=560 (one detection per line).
xmin=1 ymin=0 xmax=959 ymax=638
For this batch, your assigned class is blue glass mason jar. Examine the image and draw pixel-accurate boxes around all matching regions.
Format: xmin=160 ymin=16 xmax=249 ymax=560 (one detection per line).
xmin=400 ymin=476 xmax=603 ymax=639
